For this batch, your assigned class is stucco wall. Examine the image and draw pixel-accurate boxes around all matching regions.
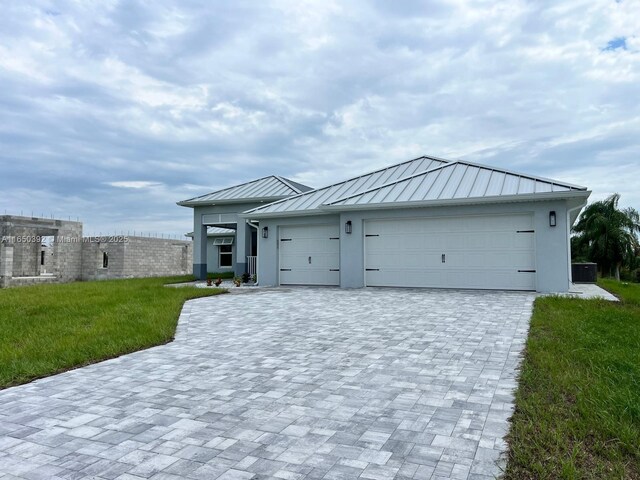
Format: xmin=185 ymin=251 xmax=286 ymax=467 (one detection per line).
xmin=256 ymin=200 xmax=573 ymax=292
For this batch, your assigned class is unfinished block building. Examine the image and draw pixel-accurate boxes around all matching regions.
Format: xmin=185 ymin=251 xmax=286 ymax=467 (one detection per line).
xmin=0 ymin=215 xmax=192 ymax=288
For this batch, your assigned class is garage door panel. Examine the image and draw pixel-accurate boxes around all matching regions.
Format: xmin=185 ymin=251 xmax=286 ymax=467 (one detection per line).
xmin=365 ymin=214 xmax=536 ymax=291
xmin=279 ymin=225 xmax=339 ymax=286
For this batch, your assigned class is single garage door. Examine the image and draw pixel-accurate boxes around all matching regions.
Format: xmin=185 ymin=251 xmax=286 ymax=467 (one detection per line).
xmin=279 ymin=224 xmax=340 ymax=285
xmin=365 ymin=213 xmax=535 ymax=290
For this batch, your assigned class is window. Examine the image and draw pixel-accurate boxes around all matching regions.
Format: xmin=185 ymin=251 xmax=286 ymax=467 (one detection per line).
xmin=102 ymin=252 xmax=109 ymax=268
xmin=219 ymin=245 xmax=233 ymax=268
xmin=212 ymin=237 xmax=234 ymax=246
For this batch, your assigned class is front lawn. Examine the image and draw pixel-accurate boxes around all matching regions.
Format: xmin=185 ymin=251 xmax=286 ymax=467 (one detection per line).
xmin=505 ymin=281 xmax=640 ymax=479
xmin=0 ymin=276 xmax=225 ymax=389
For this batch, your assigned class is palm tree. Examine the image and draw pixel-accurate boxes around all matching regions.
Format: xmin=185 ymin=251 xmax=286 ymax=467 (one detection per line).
xmin=572 ymin=194 xmax=640 ymax=280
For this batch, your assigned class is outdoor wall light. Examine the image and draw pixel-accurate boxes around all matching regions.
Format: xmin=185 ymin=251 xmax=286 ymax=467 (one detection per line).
xmin=345 ymin=220 xmax=352 ymax=234
xmin=549 ymin=211 xmax=557 ymax=227
xmin=262 ymin=226 xmax=269 ymax=238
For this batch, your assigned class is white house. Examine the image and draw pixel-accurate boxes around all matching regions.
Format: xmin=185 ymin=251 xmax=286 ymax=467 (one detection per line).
xmin=179 ymin=155 xmax=591 ymax=292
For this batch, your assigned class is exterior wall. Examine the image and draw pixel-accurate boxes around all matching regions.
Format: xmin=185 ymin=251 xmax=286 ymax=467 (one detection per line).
xmin=52 ymin=221 xmax=83 ymax=282
xmin=206 ymin=237 xmax=236 ymax=273
xmin=256 ymin=214 xmax=341 ymax=287
xmin=81 ymin=236 xmax=192 ymax=280
xmin=256 ymin=200 xmax=572 ymax=293
xmin=0 ymin=216 xmax=82 ymax=287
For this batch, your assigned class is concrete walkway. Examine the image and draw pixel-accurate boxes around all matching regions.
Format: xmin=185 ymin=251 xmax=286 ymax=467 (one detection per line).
xmin=0 ymin=288 xmax=534 ymax=479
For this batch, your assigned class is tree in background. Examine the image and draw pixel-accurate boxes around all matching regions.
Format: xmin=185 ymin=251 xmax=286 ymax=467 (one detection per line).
xmin=572 ymin=194 xmax=640 ymax=280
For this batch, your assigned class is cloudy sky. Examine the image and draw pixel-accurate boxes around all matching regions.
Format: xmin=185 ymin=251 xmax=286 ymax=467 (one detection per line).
xmin=1 ymin=0 xmax=638 ymax=236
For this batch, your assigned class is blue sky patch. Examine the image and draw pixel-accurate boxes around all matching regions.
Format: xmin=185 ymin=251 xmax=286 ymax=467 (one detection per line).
xmin=603 ymin=37 xmax=627 ymax=51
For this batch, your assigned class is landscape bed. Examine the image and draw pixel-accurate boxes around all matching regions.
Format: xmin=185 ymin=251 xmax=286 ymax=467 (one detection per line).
xmin=505 ymin=279 xmax=640 ymax=479
xmin=0 ymin=276 xmax=225 ymax=389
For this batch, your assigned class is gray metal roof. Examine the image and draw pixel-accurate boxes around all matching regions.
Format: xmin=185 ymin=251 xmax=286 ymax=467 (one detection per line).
xmin=326 ymin=161 xmax=588 ymax=208
xmin=243 ymin=157 xmax=589 ymax=218
xmin=185 ymin=227 xmax=236 ymax=237
xmin=178 ymin=176 xmax=312 ymax=206
xmin=243 ymin=156 xmax=450 ymax=217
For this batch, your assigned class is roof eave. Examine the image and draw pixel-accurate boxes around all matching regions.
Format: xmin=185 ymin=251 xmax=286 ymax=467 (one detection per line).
xmin=239 ymin=209 xmax=336 ymax=220
xmin=177 ymin=195 xmax=293 ymax=208
xmin=319 ymin=190 xmax=592 ymax=212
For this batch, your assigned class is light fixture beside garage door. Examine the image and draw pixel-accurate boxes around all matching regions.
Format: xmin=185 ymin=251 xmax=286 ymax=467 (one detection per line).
xmin=262 ymin=226 xmax=269 ymax=238
xmin=345 ymin=220 xmax=352 ymax=234
xmin=549 ymin=211 xmax=556 ymax=227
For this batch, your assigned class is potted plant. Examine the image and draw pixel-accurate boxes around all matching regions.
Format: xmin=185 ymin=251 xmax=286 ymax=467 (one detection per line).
xmin=206 ymin=278 xmax=212 ymax=286
xmin=214 ymin=277 xmax=222 ymax=287
xmin=233 ymin=276 xmax=242 ymax=287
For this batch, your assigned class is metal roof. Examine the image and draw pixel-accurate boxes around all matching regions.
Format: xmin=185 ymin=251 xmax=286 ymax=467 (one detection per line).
xmin=243 ymin=155 xmax=450 ymax=217
xmin=325 ymin=161 xmax=588 ymax=208
xmin=178 ymin=176 xmax=312 ymax=207
xmin=185 ymin=227 xmax=236 ymax=237
xmin=243 ymin=157 xmax=589 ymax=218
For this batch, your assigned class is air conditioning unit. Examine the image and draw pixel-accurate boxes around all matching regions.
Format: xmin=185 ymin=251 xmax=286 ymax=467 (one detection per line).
xmin=571 ymin=263 xmax=597 ymax=283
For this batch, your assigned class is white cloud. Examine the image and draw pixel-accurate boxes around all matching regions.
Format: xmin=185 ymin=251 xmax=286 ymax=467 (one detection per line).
xmin=0 ymin=0 xmax=638 ymax=235
xmin=106 ymin=181 xmax=163 ymax=189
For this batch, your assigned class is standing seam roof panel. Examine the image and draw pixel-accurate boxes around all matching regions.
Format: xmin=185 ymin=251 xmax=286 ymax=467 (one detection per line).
xmin=501 ymin=174 xmax=521 ymax=196
xmin=424 ymin=167 xmax=455 ymax=200
xmin=535 ymin=181 xmax=552 ymax=193
xmin=439 ymin=164 xmax=468 ymax=199
xmin=468 ymin=169 xmax=492 ymax=197
xmin=395 ymin=175 xmax=426 ymax=202
xmin=242 ymin=156 xmax=450 ymax=215
xmin=518 ymin=177 xmax=535 ymax=194
xmin=484 ymin=171 xmax=505 ymax=196
xmin=453 ymin=166 xmax=480 ymax=198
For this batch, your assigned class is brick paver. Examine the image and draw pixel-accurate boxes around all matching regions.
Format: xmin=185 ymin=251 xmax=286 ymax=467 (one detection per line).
xmin=0 ymin=288 xmax=534 ymax=479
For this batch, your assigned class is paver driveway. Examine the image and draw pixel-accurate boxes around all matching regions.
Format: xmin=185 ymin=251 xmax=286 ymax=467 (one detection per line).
xmin=0 ymin=288 xmax=534 ymax=480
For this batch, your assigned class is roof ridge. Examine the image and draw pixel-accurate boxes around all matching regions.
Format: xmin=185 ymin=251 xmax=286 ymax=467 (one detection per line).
xmin=273 ymin=175 xmax=309 ymax=194
xmin=324 ymin=161 xmax=457 ymax=206
xmin=178 ymin=175 xmax=279 ymax=204
xmin=324 ymin=160 xmax=588 ymax=207
xmin=453 ymin=160 xmax=588 ymax=190
xmin=243 ymin=155 xmax=450 ymax=214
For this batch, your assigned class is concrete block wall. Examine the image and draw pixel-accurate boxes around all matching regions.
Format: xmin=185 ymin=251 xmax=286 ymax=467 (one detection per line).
xmin=0 ymin=216 xmax=83 ymax=287
xmin=81 ymin=236 xmax=192 ymax=280
xmin=53 ymin=221 xmax=83 ymax=282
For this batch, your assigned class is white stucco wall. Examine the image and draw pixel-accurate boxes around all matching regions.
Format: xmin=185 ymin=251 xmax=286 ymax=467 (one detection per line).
xmin=255 ymin=199 xmax=575 ymax=293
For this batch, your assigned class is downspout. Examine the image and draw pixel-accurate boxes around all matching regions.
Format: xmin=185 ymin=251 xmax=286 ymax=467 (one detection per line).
xmin=566 ymin=201 xmax=588 ymax=285
xmin=246 ymin=220 xmax=259 ymax=285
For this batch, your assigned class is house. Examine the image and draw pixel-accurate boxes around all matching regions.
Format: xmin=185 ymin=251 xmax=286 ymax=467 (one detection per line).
xmin=179 ymin=155 xmax=591 ymax=292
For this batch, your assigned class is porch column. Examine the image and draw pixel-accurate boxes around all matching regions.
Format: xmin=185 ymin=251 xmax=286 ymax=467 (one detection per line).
xmin=193 ymin=216 xmax=208 ymax=280
xmin=234 ymin=220 xmax=250 ymax=276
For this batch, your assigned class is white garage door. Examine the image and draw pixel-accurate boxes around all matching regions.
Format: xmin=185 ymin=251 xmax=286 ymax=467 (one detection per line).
xmin=365 ymin=214 xmax=536 ymax=290
xmin=279 ymin=224 xmax=340 ymax=285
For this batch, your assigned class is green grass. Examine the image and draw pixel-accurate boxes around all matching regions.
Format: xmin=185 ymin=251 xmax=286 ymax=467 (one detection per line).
xmin=599 ymin=278 xmax=640 ymax=305
xmin=505 ymin=281 xmax=640 ymax=479
xmin=0 ymin=276 xmax=225 ymax=389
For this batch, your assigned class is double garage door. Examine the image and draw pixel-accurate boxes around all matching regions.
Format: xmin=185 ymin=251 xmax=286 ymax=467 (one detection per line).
xmin=278 ymin=214 xmax=536 ymax=290
xmin=365 ymin=214 xmax=536 ymax=290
